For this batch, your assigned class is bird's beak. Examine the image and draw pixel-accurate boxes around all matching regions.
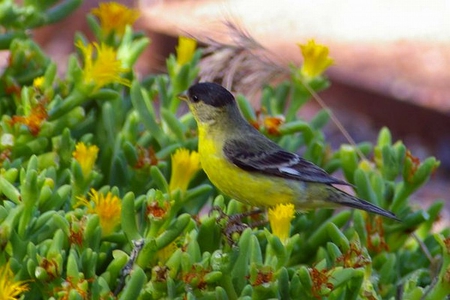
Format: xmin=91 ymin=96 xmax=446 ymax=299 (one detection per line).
xmin=177 ymin=91 xmax=188 ymax=101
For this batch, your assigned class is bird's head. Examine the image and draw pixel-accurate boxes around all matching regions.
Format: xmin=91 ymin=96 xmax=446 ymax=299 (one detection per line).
xmin=178 ymin=82 xmax=240 ymax=125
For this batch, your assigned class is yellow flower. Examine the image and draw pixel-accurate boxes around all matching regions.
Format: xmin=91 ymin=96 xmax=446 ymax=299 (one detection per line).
xmin=91 ymin=2 xmax=140 ymax=36
xmin=298 ymin=39 xmax=334 ymax=79
xmin=72 ymin=142 xmax=99 ymax=177
xmin=76 ymin=41 xmax=130 ymax=91
xmin=0 ymin=262 xmax=29 ymax=299
xmin=176 ymin=36 xmax=197 ymax=66
xmin=33 ymin=76 xmax=44 ymax=89
xmin=76 ymin=189 xmax=122 ymax=235
xmin=169 ymin=148 xmax=201 ymax=192
xmin=268 ymin=203 xmax=295 ymax=243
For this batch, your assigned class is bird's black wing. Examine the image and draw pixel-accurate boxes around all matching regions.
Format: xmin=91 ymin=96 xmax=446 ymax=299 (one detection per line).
xmin=223 ymin=138 xmax=350 ymax=185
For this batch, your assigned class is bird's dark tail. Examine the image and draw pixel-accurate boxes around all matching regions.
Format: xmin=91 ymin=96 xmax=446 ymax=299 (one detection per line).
xmin=332 ymin=188 xmax=401 ymax=221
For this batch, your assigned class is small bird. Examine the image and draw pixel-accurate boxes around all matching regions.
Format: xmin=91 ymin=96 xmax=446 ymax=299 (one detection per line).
xmin=179 ymin=82 xmax=399 ymax=221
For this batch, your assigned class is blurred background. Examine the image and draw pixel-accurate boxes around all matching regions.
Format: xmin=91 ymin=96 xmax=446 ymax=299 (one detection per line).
xmin=29 ymin=0 xmax=449 ymax=211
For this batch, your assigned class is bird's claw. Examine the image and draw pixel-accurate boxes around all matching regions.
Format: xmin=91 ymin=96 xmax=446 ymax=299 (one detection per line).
xmin=209 ymin=206 xmax=266 ymax=245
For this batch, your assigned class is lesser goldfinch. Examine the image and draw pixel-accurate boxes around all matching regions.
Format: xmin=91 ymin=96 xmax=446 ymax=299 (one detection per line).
xmin=179 ymin=82 xmax=399 ymax=221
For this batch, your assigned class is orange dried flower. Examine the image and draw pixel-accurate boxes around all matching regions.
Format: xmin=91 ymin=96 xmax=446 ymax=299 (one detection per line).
xmin=309 ymin=266 xmax=334 ymax=299
xmin=365 ymin=216 xmax=389 ymax=252
xmin=11 ymin=101 xmax=48 ymax=135
xmin=251 ymin=268 xmax=274 ymax=286
xmin=134 ymin=146 xmax=158 ymax=169
xmin=405 ymin=150 xmax=421 ymax=182
xmin=263 ymin=116 xmax=284 ymax=135
xmin=147 ymin=201 xmax=170 ymax=220
xmin=336 ymin=242 xmax=371 ymax=268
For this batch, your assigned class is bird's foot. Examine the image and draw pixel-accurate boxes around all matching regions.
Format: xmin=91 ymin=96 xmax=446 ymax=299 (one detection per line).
xmin=210 ymin=206 xmax=266 ymax=245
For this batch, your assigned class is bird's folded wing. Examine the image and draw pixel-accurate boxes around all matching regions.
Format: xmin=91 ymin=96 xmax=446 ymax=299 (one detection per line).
xmin=223 ymin=139 xmax=349 ymax=185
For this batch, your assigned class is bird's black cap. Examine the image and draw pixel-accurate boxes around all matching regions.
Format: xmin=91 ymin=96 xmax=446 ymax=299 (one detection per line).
xmin=188 ymin=82 xmax=236 ymax=107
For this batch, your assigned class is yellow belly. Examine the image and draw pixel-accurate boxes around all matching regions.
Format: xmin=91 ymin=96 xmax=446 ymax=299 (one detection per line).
xmin=198 ymin=130 xmax=296 ymax=207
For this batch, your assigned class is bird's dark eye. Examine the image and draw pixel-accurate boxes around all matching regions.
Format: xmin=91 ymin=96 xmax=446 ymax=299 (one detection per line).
xmin=192 ymin=95 xmax=199 ymax=102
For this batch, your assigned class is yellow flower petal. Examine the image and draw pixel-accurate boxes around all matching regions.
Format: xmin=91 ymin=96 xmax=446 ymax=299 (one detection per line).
xmin=176 ymin=36 xmax=197 ymax=66
xmin=0 ymin=262 xmax=29 ymax=299
xmin=169 ymin=148 xmax=201 ymax=192
xmin=76 ymin=41 xmax=130 ymax=91
xmin=268 ymin=203 xmax=295 ymax=243
xmin=91 ymin=2 xmax=140 ymax=36
xmin=72 ymin=142 xmax=99 ymax=177
xmin=76 ymin=189 xmax=122 ymax=235
xmin=299 ymin=39 xmax=334 ymax=79
xmin=33 ymin=76 xmax=44 ymax=89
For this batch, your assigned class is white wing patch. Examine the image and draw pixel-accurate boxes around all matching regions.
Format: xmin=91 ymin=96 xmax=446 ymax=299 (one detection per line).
xmin=276 ymin=154 xmax=301 ymax=175
xmin=278 ymin=166 xmax=301 ymax=176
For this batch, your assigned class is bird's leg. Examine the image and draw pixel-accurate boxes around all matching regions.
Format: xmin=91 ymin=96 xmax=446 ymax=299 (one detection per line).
xmin=241 ymin=208 xmax=268 ymax=228
xmin=114 ymin=239 xmax=145 ymax=296
xmin=210 ymin=206 xmax=267 ymax=245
